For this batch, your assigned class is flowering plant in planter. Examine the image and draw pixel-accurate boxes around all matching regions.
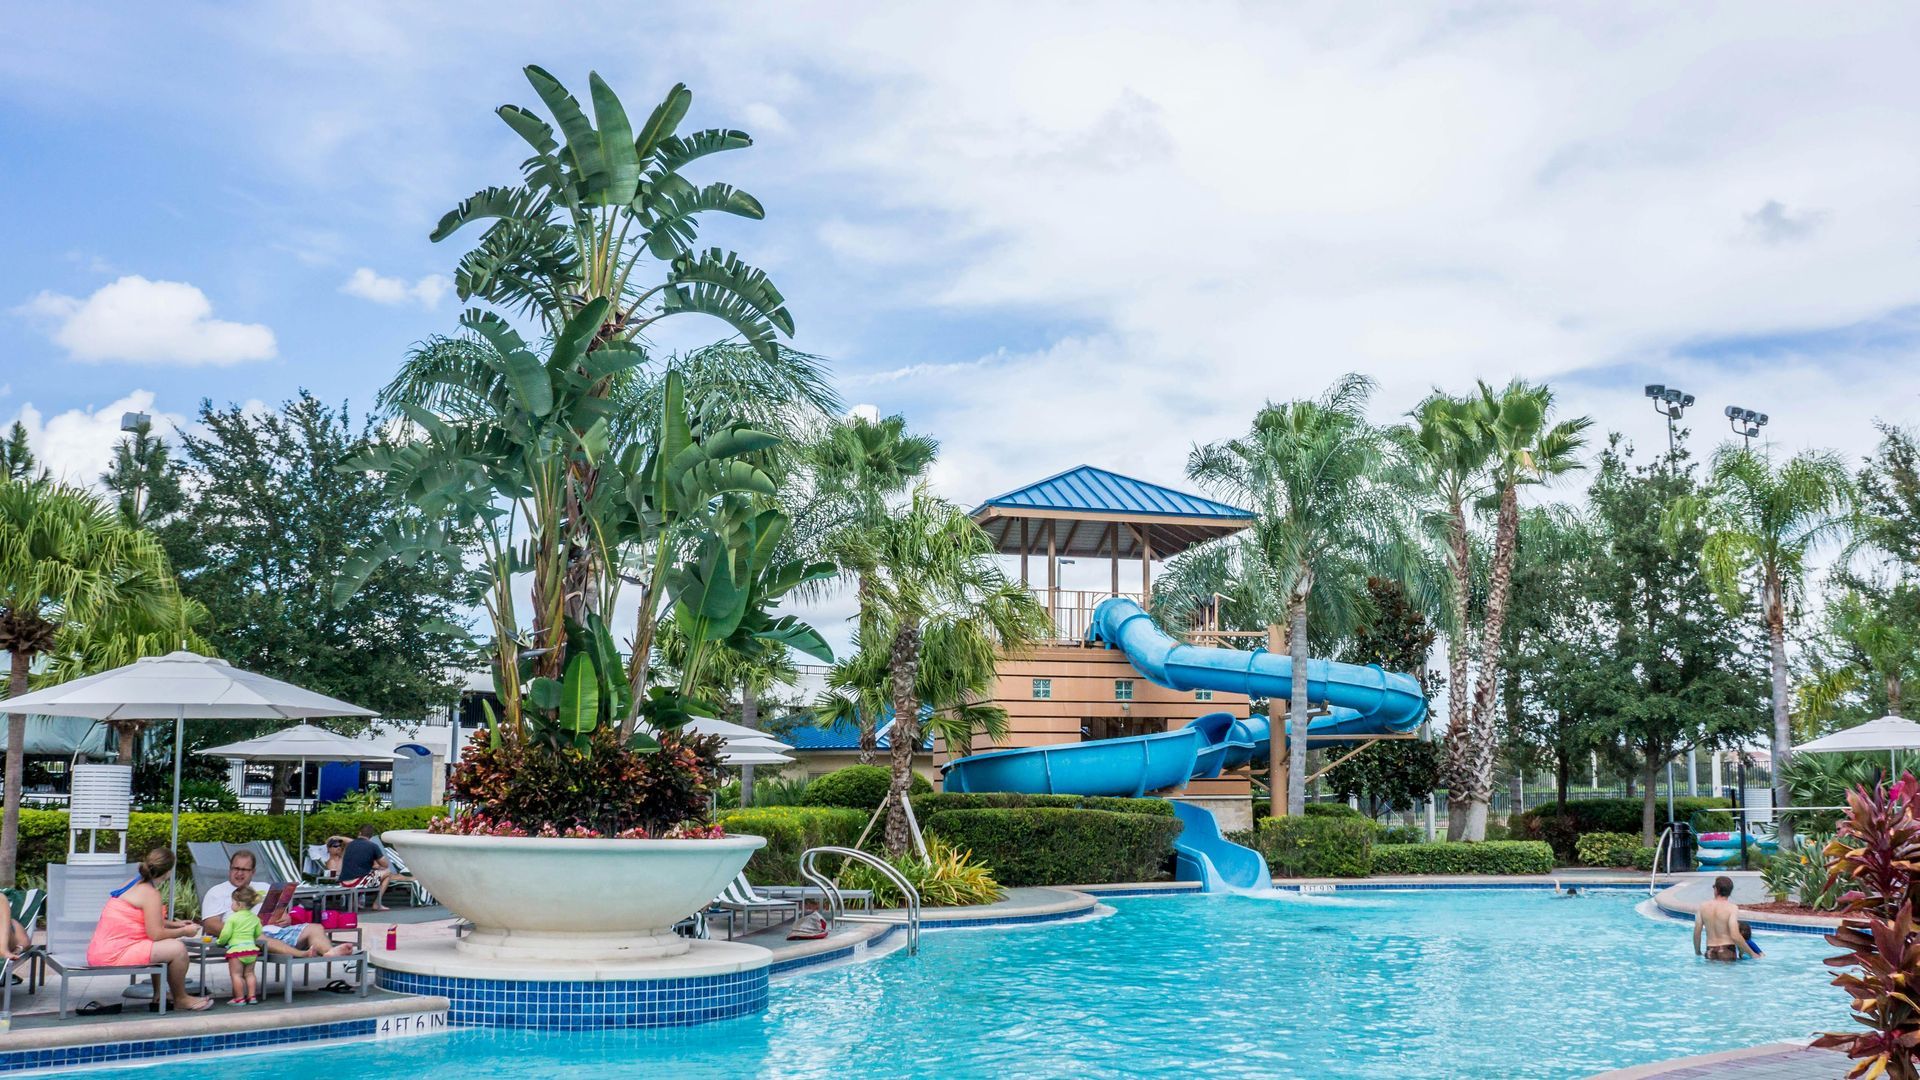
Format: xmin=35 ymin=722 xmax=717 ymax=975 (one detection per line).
xmin=446 ymin=724 xmax=727 ymax=837
xmin=1813 ymin=772 xmax=1920 ymax=1078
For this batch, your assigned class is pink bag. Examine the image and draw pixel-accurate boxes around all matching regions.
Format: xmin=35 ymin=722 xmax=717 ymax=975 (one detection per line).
xmin=286 ymin=905 xmax=314 ymax=925
xmin=320 ymin=910 xmax=358 ymax=931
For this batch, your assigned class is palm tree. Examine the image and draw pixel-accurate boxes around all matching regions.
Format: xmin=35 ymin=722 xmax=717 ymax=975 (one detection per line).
xmin=1182 ymin=374 xmax=1422 ymax=818
xmin=833 ymin=487 xmax=1048 ymax=854
xmin=1445 ymin=379 xmax=1589 ymax=839
xmin=807 ymin=414 xmax=938 ymax=759
xmin=1674 ymin=446 xmax=1854 ymax=842
xmin=0 ymin=481 xmax=177 ymax=885
xmin=1398 ymin=392 xmax=1492 ymax=821
xmin=1822 ymin=587 xmax=1920 ymax=718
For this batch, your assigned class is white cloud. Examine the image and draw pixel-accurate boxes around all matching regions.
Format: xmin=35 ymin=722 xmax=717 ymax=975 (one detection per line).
xmin=18 ymin=276 xmax=276 ymax=365
xmin=341 ymin=267 xmax=451 ymax=309
xmin=9 ymin=391 xmax=185 ymax=487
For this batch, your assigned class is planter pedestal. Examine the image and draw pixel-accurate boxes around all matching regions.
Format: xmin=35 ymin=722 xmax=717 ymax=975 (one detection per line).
xmin=375 ymin=830 xmax=772 ymax=1028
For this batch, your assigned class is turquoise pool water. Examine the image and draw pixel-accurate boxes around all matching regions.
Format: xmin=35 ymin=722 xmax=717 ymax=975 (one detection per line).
xmin=79 ymin=890 xmax=1845 ymax=1079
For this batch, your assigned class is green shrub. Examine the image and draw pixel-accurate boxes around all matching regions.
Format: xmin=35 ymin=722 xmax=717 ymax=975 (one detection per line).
xmin=1574 ymin=831 xmax=1645 ymax=868
xmin=923 ymin=807 xmax=1182 ymax=887
xmin=1483 ymin=819 xmax=1513 ymax=841
xmin=1303 ymin=803 xmax=1365 ymax=819
xmin=1254 ymin=816 xmax=1374 ymax=878
xmin=913 ymin=792 xmax=1173 ymax=817
xmin=13 ymin=807 xmax=447 ymax=878
xmin=1631 ymin=846 xmax=1659 ymax=872
xmin=1515 ymin=798 xmax=1732 ymax=859
xmin=716 ymin=805 xmax=870 ymax=885
xmin=1372 ymin=840 xmax=1555 ymax=875
xmin=800 ymin=765 xmax=931 ymax=810
xmin=839 ymin=836 xmax=1004 ymax=908
xmin=1378 ymin=824 xmax=1425 ymax=846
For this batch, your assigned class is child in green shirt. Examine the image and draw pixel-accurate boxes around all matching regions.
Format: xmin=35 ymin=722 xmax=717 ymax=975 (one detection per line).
xmin=217 ymin=885 xmax=264 ymax=1005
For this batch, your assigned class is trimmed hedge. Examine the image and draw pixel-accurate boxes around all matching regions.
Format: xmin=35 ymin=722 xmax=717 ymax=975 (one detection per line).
xmin=1372 ymin=841 xmax=1555 ymax=875
xmin=1255 ymin=816 xmax=1373 ymax=878
xmin=924 ymin=807 xmax=1182 ymax=887
xmin=1303 ymin=803 xmax=1365 ymax=819
xmin=1574 ymin=831 xmax=1645 ymax=868
xmin=716 ymin=806 xmax=870 ymax=886
xmin=13 ymin=807 xmax=446 ymax=876
xmin=1630 ymin=846 xmax=1659 ymax=872
xmin=800 ymin=766 xmax=931 ymax=810
xmin=1516 ymin=797 xmax=1733 ymax=859
xmin=1378 ymin=824 xmax=1425 ymax=846
xmin=913 ymin=792 xmax=1173 ymax=817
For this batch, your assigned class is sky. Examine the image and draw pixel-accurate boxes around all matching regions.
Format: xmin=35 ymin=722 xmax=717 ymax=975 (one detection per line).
xmin=4 ymin=2 xmax=1919 ymax=663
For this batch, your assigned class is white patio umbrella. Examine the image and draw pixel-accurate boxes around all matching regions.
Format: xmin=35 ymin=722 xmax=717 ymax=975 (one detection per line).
xmin=0 ymin=652 xmax=375 ymax=909
xmin=198 ymin=725 xmax=400 ymax=857
xmin=719 ymin=748 xmax=795 ymax=766
xmin=1795 ymin=714 xmax=1920 ymax=773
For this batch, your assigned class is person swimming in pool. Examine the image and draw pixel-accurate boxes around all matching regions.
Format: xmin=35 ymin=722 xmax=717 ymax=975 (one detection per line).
xmin=1693 ymin=876 xmax=1758 ymax=962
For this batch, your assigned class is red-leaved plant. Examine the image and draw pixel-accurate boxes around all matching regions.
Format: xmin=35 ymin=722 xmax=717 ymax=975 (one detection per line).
xmin=1814 ymin=772 xmax=1920 ymax=1078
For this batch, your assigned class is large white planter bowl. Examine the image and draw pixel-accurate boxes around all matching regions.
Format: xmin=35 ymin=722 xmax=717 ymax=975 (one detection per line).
xmin=383 ymin=830 xmax=764 ymax=962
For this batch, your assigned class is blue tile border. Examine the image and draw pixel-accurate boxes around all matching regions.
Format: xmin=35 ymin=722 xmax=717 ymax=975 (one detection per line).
xmin=1270 ymin=881 xmax=1650 ymax=893
xmin=0 ymin=1019 xmax=375 ymax=1075
xmin=374 ymin=967 xmax=769 ymax=1029
xmin=1073 ymin=885 xmax=1205 ymax=898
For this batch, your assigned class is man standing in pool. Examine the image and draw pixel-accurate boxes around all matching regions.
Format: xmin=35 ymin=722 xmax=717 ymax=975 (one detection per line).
xmin=1693 ymin=876 xmax=1758 ymax=962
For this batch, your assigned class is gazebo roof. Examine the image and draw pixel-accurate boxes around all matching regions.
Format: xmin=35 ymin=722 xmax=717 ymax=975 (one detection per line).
xmin=970 ymin=465 xmax=1252 ymax=559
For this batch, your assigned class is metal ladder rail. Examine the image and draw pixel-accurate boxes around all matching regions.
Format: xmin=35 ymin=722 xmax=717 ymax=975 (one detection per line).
xmin=1649 ymin=825 xmax=1676 ymax=895
xmin=800 ymin=846 xmax=921 ymax=956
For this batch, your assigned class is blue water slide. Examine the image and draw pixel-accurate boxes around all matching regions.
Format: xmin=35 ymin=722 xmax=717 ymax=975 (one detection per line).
xmin=939 ymin=598 xmax=1428 ymax=892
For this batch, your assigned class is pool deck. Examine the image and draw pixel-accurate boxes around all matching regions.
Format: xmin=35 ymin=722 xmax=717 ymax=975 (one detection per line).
xmin=1649 ymin=873 xmax=1842 ymax=933
xmin=1588 ymin=1041 xmax=1846 ymax=1079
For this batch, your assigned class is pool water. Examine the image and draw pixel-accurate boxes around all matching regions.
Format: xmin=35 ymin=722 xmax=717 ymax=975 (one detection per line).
xmin=80 ymin=891 xmax=1846 ymax=1079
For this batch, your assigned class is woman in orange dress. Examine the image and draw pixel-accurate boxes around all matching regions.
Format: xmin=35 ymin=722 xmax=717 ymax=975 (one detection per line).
xmin=86 ymin=848 xmax=213 ymax=1011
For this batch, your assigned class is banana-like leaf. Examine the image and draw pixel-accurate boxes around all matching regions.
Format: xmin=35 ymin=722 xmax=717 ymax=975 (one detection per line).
xmin=431 ymin=185 xmax=545 ymax=243
xmin=668 ymin=250 xmax=794 ymax=334
xmin=587 ymin=73 xmax=639 ymax=206
xmin=525 ymin=65 xmax=608 ymax=199
xmin=633 ymin=84 xmax=692 ymax=160
xmin=394 ymin=403 xmax=457 ymax=445
xmin=496 ymin=105 xmax=557 ymax=156
xmin=750 ymin=613 xmax=834 ymax=662
xmin=679 ymin=458 xmax=775 ymax=499
xmin=464 ymin=311 xmax=553 ymax=417
xmin=654 ymin=128 xmax=752 ymax=173
xmin=641 ymin=182 xmax=766 ymax=260
xmin=527 ymin=676 xmax=562 ymax=711
xmin=552 ymin=296 xmax=609 ymax=373
xmin=580 ymin=342 xmax=648 ymax=382
xmin=661 ymin=252 xmax=794 ymax=362
xmin=699 ymin=428 xmax=781 ymax=459
xmin=573 ymin=416 xmax=610 ymax=465
xmin=558 ymin=652 xmax=600 ymax=736
xmin=482 ymin=699 xmax=503 ymax=750
xmin=582 ymin=613 xmax=630 ymax=717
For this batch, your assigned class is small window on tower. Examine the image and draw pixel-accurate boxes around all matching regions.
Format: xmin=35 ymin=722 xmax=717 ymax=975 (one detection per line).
xmin=1032 ymin=678 xmax=1052 ymax=700
xmin=1195 ymin=689 xmax=1214 ymax=702
xmin=1114 ymin=679 xmax=1135 ymax=701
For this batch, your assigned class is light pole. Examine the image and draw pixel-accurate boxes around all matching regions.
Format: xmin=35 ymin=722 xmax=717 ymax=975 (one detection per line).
xmin=119 ymin=411 xmax=151 ymax=522
xmin=1643 ymin=384 xmax=1694 ymax=457
xmin=1724 ymin=406 xmax=1768 ymax=450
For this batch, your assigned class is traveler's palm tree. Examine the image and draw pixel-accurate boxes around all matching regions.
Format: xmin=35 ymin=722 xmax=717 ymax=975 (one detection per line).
xmin=831 ymin=487 xmax=1048 ymax=854
xmin=0 ymin=481 xmax=177 ymax=885
xmin=1673 ymin=446 xmax=1854 ymax=836
xmin=806 ymin=414 xmax=938 ymax=760
xmin=1447 ymin=378 xmax=1589 ymax=839
xmin=1179 ymin=373 xmax=1424 ymax=818
xmin=1823 ymin=588 xmax=1920 ymax=719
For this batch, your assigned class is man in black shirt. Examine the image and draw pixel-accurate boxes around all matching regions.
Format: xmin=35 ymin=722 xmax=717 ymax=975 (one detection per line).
xmin=336 ymin=824 xmax=412 ymax=911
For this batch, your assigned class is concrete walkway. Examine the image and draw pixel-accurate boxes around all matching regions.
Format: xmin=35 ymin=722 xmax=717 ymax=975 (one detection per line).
xmin=1589 ymin=1042 xmax=1846 ymax=1078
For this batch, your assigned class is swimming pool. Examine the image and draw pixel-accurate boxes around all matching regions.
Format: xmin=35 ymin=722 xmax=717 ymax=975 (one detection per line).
xmin=77 ymin=890 xmax=1845 ymax=1079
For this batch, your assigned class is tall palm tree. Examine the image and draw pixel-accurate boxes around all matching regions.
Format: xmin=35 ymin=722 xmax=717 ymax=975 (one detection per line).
xmin=1445 ymin=379 xmax=1589 ymax=839
xmin=1398 ymin=392 xmax=1492 ymax=823
xmin=1674 ymin=446 xmax=1854 ymax=842
xmin=0 ymin=481 xmax=177 ymax=885
xmin=833 ymin=487 xmax=1048 ymax=854
xmin=807 ymin=414 xmax=938 ymax=759
xmin=1183 ymin=374 xmax=1422 ymax=818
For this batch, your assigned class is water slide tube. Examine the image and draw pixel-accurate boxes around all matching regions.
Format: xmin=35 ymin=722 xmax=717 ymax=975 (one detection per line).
xmin=940 ymin=598 xmax=1429 ymax=892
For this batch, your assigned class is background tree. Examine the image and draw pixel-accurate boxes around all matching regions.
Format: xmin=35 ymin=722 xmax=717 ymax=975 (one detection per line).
xmin=160 ymin=393 xmax=472 ymax=810
xmin=1326 ymin=577 xmax=1443 ymax=817
xmin=1584 ymin=438 xmax=1765 ymax=842
xmin=1675 ymin=446 xmax=1854 ymax=842
xmin=0 ymin=481 xmax=177 ymax=884
xmin=100 ymin=416 xmax=183 ymax=529
xmin=1855 ymin=422 xmax=1920 ymax=572
xmin=0 ymin=423 xmax=45 ymax=485
xmin=832 ymin=486 xmax=1048 ymax=853
xmin=1180 ymin=374 xmax=1422 ymax=819
xmin=1497 ymin=506 xmax=1603 ymax=810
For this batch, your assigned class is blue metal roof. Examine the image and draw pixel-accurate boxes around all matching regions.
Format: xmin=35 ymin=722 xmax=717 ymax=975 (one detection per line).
xmin=781 ymin=712 xmax=934 ymax=752
xmin=975 ymin=465 xmax=1251 ymax=521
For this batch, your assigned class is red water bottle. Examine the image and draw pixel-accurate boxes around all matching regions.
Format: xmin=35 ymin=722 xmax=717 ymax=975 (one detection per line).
xmin=386 ymin=925 xmax=397 ymax=951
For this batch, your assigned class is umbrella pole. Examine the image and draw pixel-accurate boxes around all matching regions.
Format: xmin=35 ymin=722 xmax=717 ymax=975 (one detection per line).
xmin=168 ymin=704 xmax=184 ymax=919
xmin=299 ymin=756 xmax=307 ymax=862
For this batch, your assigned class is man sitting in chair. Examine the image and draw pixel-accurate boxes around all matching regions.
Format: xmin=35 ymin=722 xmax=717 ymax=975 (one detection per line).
xmin=334 ymin=825 xmax=414 ymax=913
xmin=199 ymin=851 xmax=353 ymax=958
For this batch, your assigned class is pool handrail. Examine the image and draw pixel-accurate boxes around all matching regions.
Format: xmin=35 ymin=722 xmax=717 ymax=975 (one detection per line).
xmin=799 ymin=846 xmax=920 ymax=956
xmin=1649 ymin=826 xmax=1675 ymax=895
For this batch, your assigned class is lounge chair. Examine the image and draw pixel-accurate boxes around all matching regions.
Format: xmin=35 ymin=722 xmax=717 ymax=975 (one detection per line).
xmin=758 ymin=883 xmax=875 ymax=912
xmin=35 ymin=863 xmax=173 ymax=1018
xmin=712 ymin=874 xmax=802 ymax=937
xmin=231 ymin=841 xmax=355 ymax=910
